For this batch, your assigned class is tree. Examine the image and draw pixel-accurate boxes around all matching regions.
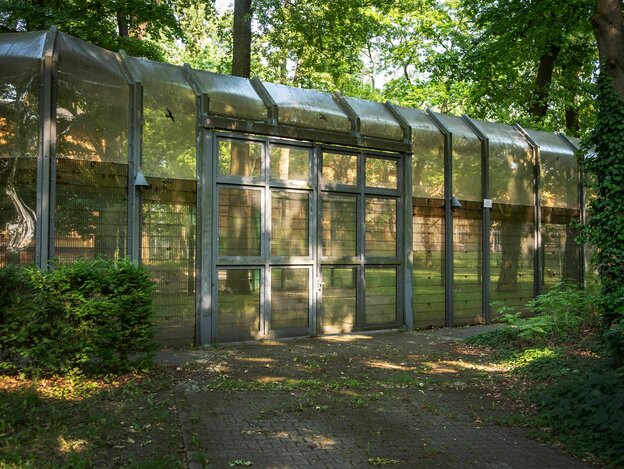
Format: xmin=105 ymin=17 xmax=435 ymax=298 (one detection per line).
xmin=0 ymin=0 xmax=182 ymax=60
xmin=586 ymin=0 xmax=624 ymax=366
xmin=232 ymin=0 xmax=253 ymax=77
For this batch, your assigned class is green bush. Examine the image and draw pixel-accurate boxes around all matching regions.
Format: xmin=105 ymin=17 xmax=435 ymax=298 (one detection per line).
xmin=0 ymin=258 xmax=156 ymax=375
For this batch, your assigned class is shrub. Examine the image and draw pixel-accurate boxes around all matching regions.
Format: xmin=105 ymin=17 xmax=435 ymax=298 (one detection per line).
xmin=0 ymin=258 xmax=155 ymax=375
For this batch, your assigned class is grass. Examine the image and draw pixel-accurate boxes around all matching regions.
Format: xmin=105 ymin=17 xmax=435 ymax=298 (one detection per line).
xmin=0 ymin=368 xmax=183 ymax=468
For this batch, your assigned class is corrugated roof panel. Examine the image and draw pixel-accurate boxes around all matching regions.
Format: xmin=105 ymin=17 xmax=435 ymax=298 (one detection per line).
xmin=344 ymin=97 xmax=403 ymax=141
xmin=262 ymin=82 xmax=351 ymax=133
xmin=193 ymin=70 xmax=267 ymax=121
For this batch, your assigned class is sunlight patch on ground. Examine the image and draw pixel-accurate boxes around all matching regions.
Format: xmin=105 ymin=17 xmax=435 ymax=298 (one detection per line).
xmin=363 ymin=359 xmax=414 ymax=371
xmin=319 ymin=334 xmax=374 ymax=343
xmin=236 ymin=357 xmax=277 ymax=363
xmin=425 ymin=360 xmax=506 ymax=374
xmin=57 ymin=436 xmax=89 ymax=453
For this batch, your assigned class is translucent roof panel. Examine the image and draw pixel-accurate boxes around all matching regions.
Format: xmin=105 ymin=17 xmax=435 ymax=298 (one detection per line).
xmin=128 ymin=58 xmax=196 ymax=180
xmin=193 ymin=70 xmax=267 ymax=122
xmin=397 ymin=107 xmax=444 ymax=199
xmin=526 ymin=129 xmax=579 ymax=209
xmin=344 ymin=97 xmax=403 ymax=141
xmin=56 ymin=34 xmax=128 ymax=163
xmin=262 ymin=82 xmax=351 ymax=133
xmin=431 ymin=113 xmax=482 ymax=202
xmin=0 ymin=31 xmax=46 ymax=61
xmin=58 ymin=34 xmax=126 ymax=88
xmin=471 ymin=120 xmax=533 ymax=206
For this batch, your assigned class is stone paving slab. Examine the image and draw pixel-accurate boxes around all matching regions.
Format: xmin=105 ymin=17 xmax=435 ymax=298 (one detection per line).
xmin=176 ymin=388 xmax=591 ymax=469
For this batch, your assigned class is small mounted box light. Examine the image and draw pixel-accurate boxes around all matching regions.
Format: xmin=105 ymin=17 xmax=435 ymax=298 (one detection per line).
xmin=450 ymin=195 xmax=462 ymax=209
xmin=134 ymin=169 xmax=149 ymax=188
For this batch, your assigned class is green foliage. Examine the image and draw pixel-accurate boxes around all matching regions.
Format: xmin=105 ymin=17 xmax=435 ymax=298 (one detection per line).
xmin=583 ymin=73 xmax=624 ymax=366
xmin=0 ymin=258 xmax=156 ymax=375
xmin=469 ymin=284 xmax=595 ymax=351
xmin=534 ymin=366 xmax=624 ymax=466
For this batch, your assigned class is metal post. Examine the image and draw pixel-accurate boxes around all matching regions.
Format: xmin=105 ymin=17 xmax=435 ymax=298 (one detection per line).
xmin=462 ymin=116 xmax=490 ymax=324
xmin=559 ymin=134 xmax=585 ymax=288
xmin=116 ymin=50 xmax=143 ymax=263
xmin=36 ymin=29 xmax=58 ymax=269
xmin=250 ymin=77 xmax=279 ymax=126
xmin=427 ymin=110 xmax=454 ymax=328
xmin=332 ymin=92 xmax=362 ymax=145
xmin=385 ymin=101 xmax=413 ymax=329
xmin=514 ymin=125 xmax=541 ymax=298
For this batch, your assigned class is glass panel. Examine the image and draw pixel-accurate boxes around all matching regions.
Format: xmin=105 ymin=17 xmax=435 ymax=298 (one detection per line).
xmin=262 ymin=82 xmax=352 ymax=133
xmin=129 ymin=58 xmax=196 ymax=181
xmin=473 ymin=121 xmax=533 ymax=206
xmin=490 ymin=205 xmax=534 ymax=318
xmin=365 ymin=157 xmax=398 ymax=189
xmin=454 ymin=206 xmax=483 ymax=325
xmin=54 ymin=161 xmax=127 ymax=262
xmin=271 ymin=268 xmax=309 ymax=330
xmin=321 ymin=193 xmax=357 ymax=257
xmin=55 ymin=35 xmax=128 ymax=262
xmin=365 ymin=197 xmax=397 ymax=257
xmin=219 ymin=139 xmax=262 ymax=178
xmin=322 ymin=267 xmax=356 ymax=333
xmin=0 ymin=34 xmax=42 ymax=265
xmin=541 ymin=208 xmax=580 ymax=291
xmin=526 ymin=129 xmax=579 ymax=209
xmin=432 ymin=113 xmax=481 ymax=201
xmin=218 ymin=187 xmax=261 ymax=256
xmin=193 ymin=70 xmax=267 ymax=121
xmin=365 ymin=268 xmax=397 ymax=325
xmin=412 ymin=200 xmax=445 ymax=327
xmin=218 ymin=268 xmax=261 ymax=339
xmin=271 ymin=191 xmax=309 ymax=257
xmin=396 ymin=107 xmax=445 ymax=198
xmin=322 ymin=152 xmax=357 ymax=186
xmin=142 ymin=180 xmax=196 ymax=347
xmin=270 ymin=145 xmax=310 ymax=182
xmin=344 ymin=97 xmax=403 ymax=141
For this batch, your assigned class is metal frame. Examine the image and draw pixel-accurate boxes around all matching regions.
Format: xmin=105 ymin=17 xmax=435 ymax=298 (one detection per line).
xmin=514 ymin=125 xmax=542 ymax=298
xmin=117 ymin=50 xmax=143 ymax=263
xmin=559 ymin=133 xmax=585 ymax=288
xmin=426 ymin=109 xmax=454 ymax=327
xmin=36 ymin=28 xmax=58 ymax=269
xmin=462 ymin=116 xmax=490 ymax=324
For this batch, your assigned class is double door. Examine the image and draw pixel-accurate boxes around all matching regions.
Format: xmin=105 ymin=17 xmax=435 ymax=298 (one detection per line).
xmin=212 ymin=133 xmax=403 ymax=341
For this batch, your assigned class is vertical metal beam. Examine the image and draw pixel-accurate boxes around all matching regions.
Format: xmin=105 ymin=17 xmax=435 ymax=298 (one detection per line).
xmin=310 ymin=144 xmax=320 ymax=334
xmin=198 ymin=121 xmax=213 ymax=345
xmin=182 ymin=64 xmax=212 ymax=345
xmin=36 ymin=29 xmax=58 ymax=269
xmin=515 ymin=125 xmax=541 ymax=298
xmin=559 ymin=133 xmax=585 ymax=288
xmin=250 ymin=77 xmax=279 ymax=126
xmin=462 ymin=116 xmax=490 ymax=324
xmin=385 ymin=101 xmax=414 ymax=329
xmin=427 ymin=110 xmax=454 ymax=328
xmin=117 ymin=50 xmax=143 ymax=264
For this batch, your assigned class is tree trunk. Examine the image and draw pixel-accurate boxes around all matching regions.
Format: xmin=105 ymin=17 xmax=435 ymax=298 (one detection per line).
xmin=232 ymin=0 xmax=253 ymax=77
xmin=117 ymin=10 xmax=129 ymax=37
xmin=592 ymin=0 xmax=624 ymax=97
xmin=528 ymin=44 xmax=561 ymax=120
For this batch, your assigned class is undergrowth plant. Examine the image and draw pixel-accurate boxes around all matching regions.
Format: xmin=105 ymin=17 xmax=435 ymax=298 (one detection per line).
xmin=0 ymin=258 xmax=156 ymax=375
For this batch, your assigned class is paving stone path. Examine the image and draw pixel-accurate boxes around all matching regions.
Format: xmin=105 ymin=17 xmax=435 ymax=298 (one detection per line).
xmin=159 ymin=327 xmax=594 ymax=469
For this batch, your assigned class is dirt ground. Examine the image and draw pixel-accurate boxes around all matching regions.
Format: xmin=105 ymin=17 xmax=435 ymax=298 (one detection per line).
xmin=159 ymin=326 xmax=595 ymax=469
